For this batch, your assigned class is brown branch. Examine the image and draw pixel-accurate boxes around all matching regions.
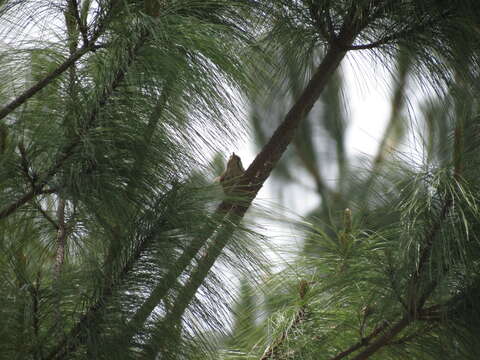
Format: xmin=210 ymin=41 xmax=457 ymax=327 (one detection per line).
xmin=110 ymin=35 xmax=356 ymax=351
xmin=330 ymin=321 xmax=389 ymax=360
xmin=141 ymin=34 xmax=358 ymax=356
xmin=343 ymin=38 xmax=391 ymax=50
xmin=29 ymin=271 xmax=43 ymax=358
xmin=0 ymin=183 xmax=56 ymax=219
xmin=350 ymin=317 xmax=410 ymax=360
xmin=44 ymin=210 xmax=166 ymax=360
xmin=0 ymin=42 xmax=93 ymax=121
xmin=53 ymin=199 xmax=67 ymax=282
xmin=0 ymin=2 xmax=116 ymax=121
xmin=242 ymin=43 xmax=350 ymax=192
xmin=0 ymin=187 xmax=50 ymax=219
xmin=69 ymin=0 xmax=89 ymax=46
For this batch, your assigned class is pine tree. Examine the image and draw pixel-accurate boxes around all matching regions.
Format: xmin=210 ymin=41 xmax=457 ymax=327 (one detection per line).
xmin=2 ymin=1 xmax=480 ymax=359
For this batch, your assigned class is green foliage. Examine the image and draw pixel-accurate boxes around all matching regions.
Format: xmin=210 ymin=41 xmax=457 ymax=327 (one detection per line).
xmin=3 ymin=0 xmax=480 ymax=359
xmin=0 ymin=0 xmax=265 ymax=359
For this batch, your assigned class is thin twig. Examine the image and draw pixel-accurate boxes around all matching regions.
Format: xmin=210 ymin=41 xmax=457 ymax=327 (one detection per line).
xmin=343 ymin=7 xmax=452 ymax=51
xmin=53 ymin=198 xmax=67 ymax=282
xmin=18 ymin=142 xmax=37 ymax=187
xmin=30 ymin=271 xmax=43 ymax=359
xmin=53 ymin=198 xmax=67 ymax=331
xmin=69 ymin=0 xmax=89 ymax=45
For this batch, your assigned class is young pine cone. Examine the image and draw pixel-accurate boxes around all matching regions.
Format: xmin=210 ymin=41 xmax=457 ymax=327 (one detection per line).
xmin=218 ymin=153 xmax=245 ymax=195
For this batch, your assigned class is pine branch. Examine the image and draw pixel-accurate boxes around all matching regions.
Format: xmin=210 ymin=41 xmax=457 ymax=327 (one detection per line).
xmin=0 ymin=187 xmax=57 ymax=219
xmin=29 ymin=271 xmax=43 ymax=359
xmin=121 ymin=38 xmax=354 ymax=349
xmin=330 ymin=321 xmax=389 ymax=360
xmin=332 ymin=85 xmax=467 ymax=359
xmin=141 ymin=28 xmax=359 ymax=355
xmin=44 ymin=195 xmax=169 ymax=360
xmin=0 ymin=31 xmax=148 ymax=221
xmin=68 ymin=0 xmax=89 ymax=46
xmin=328 ymin=177 xmax=458 ymax=360
xmin=350 ymin=317 xmax=410 ymax=360
xmin=0 ymin=2 xmax=116 ymax=121
xmin=53 ymin=198 xmax=67 ymax=283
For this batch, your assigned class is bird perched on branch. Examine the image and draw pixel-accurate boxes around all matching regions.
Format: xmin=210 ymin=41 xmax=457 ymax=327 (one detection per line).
xmin=216 ymin=152 xmax=245 ymax=195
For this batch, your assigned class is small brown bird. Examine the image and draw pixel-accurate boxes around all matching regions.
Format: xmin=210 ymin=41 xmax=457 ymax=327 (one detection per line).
xmin=218 ymin=152 xmax=245 ymax=195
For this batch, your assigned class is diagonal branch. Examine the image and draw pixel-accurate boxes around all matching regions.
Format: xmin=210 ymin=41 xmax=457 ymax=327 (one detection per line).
xmin=121 ymin=39 xmax=354 ymax=347
xmin=350 ymin=317 xmax=410 ymax=360
xmin=53 ymin=198 xmax=68 ymax=329
xmin=0 ymin=32 xmax=149 ymax=221
xmin=330 ymin=321 xmax=389 ymax=360
xmin=139 ymin=31 xmax=361 ymax=357
xmin=0 ymin=187 xmax=57 ymax=219
xmin=0 ymin=2 xmax=116 ymax=121
xmin=44 ymin=208 xmax=169 ymax=360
